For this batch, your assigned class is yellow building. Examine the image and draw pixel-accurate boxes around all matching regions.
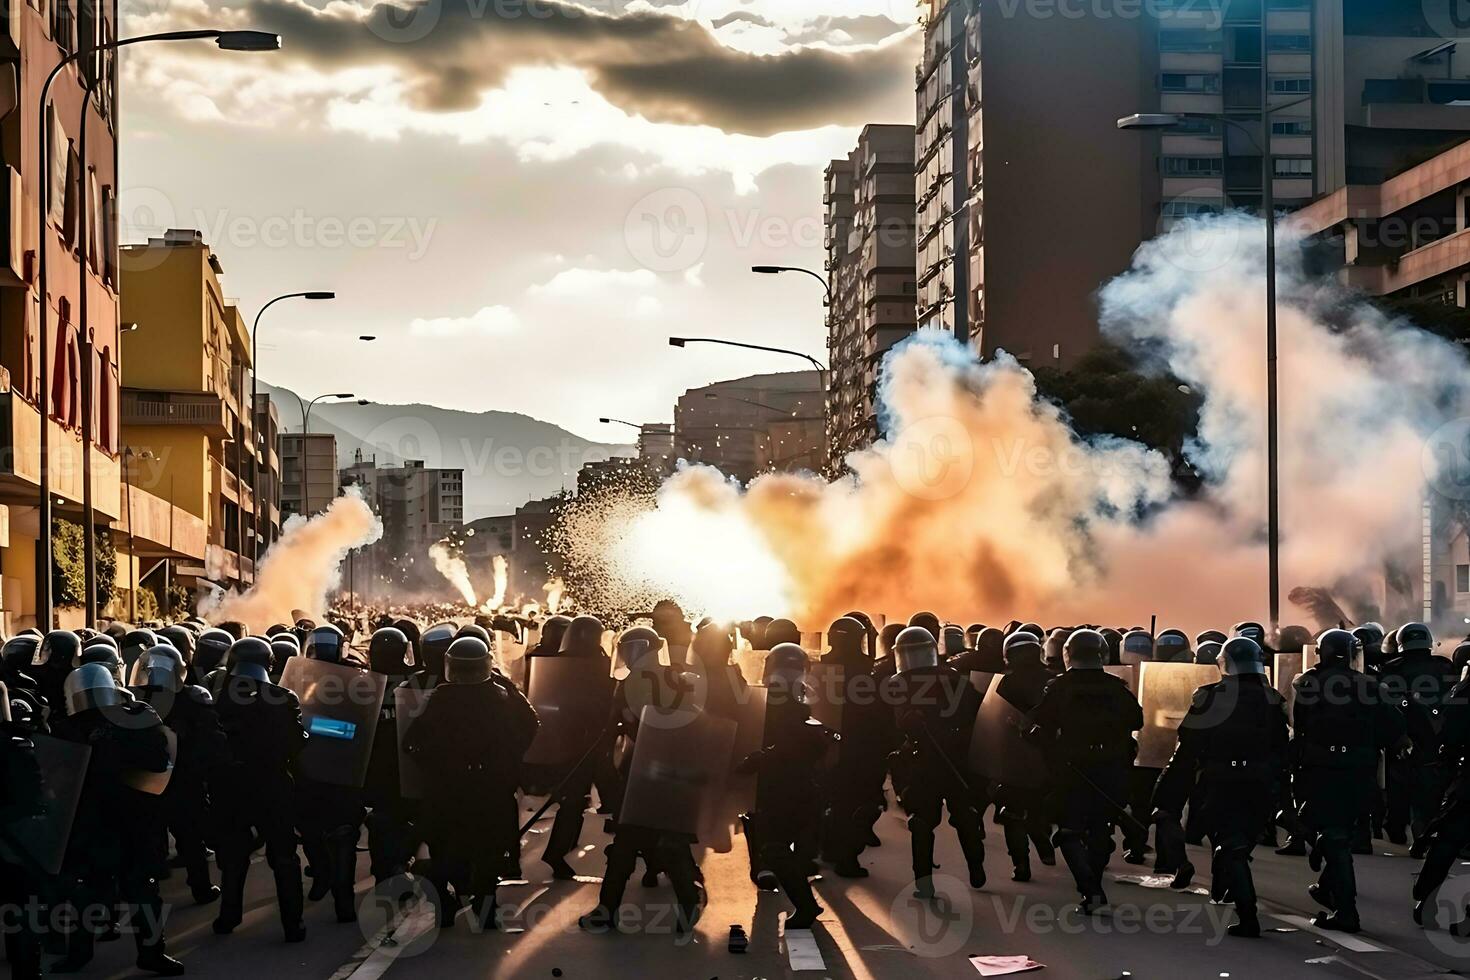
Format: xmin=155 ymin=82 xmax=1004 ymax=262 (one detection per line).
xmin=119 ymin=230 xmax=259 ymax=614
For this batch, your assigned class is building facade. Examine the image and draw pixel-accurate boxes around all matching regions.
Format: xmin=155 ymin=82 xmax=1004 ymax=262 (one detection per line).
xmin=253 ymin=393 xmax=282 ymax=550
xmin=674 ymin=371 xmax=824 ymax=484
xmin=340 ymin=453 xmax=464 ymax=596
xmin=280 ymin=432 xmax=338 ymax=522
xmin=119 ymin=231 xmax=258 ymax=598
xmin=0 ymin=0 xmax=124 ymax=627
xmin=826 ymin=124 xmax=917 ymax=472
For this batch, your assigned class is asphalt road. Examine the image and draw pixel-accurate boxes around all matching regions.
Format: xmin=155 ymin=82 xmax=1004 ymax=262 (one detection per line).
xmin=65 ymin=795 xmax=1470 ymax=980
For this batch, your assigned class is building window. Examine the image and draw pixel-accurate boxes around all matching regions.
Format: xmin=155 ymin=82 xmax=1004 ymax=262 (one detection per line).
xmin=1267 ymin=34 xmax=1311 ymax=52
xmin=1271 ymin=76 xmax=1312 ymax=95
xmin=1162 ymin=199 xmax=1224 ymax=218
xmin=1161 ymin=156 xmax=1224 ymax=177
xmin=1171 ymin=117 xmax=1221 ymax=137
xmin=1271 ymin=119 xmax=1312 ymax=136
xmin=1458 ymin=564 xmax=1469 ymax=593
xmin=1159 ymin=29 xmax=1223 ymax=53
xmin=1273 ymin=158 xmax=1312 ymax=177
xmin=1160 ymin=73 xmax=1221 ymax=93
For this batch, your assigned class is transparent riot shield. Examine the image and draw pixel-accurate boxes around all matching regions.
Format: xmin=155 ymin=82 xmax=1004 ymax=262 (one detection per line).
xmin=395 ymin=685 xmax=433 ymax=799
xmin=1104 ymin=665 xmax=1137 ymax=695
xmin=969 ymin=670 xmax=996 ymax=696
xmin=523 ymin=657 xmax=614 ymax=767
xmin=1120 ymin=651 xmax=1147 ymax=670
xmin=805 ymin=663 xmax=845 ymax=733
xmin=967 ymin=674 xmax=1047 ymax=789
xmin=1274 ymin=654 xmax=1302 ymax=702
xmin=618 ymin=706 xmax=737 ymax=840
xmin=1136 ymin=662 xmax=1221 ymax=768
xmin=121 ymin=726 xmax=177 ymax=796
xmin=734 ymin=649 xmax=768 ymax=688
xmin=0 ymin=734 xmax=90 ymax=875
xmin=281 ymin=657 xmax=387 ymax=788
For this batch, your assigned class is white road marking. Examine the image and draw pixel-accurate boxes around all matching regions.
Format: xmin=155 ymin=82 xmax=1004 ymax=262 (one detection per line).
xmin=1272 ymin=915 xmax=1384 ymax=953
xmin=784 ymin=925 xmax=827 ymax=971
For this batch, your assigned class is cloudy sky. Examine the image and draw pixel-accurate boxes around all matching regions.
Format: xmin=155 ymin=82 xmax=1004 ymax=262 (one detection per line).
xmin=118 ymin=0 xmax=919 ymax=440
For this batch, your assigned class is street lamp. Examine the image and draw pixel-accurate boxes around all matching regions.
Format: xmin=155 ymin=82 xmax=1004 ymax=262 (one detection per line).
xmin=668 ymin=336 xmax=827 ymax=376
xmin=34 ymin=27 xmax=279 ymax=628
xmin=249 ymin=291 xmax=335 ymax=566
xmin=1117 ymin=94 xmax=1310 ymax=633
xmin=751 ymin=265 xmax=832 ymax=305
xmin=294 ymin=393 xmax=363 ymax=520
xmin=598 ymin=417 xmax=642 ymax=432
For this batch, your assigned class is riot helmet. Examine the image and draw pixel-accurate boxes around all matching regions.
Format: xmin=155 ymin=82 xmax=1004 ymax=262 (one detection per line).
xmin=1453 ymin=641 xmax=1470 ymax=675
xmin=1155 ymin=629 xmax=1191 ymax=662
xmin=228 ymin=637 xmax=274 ymax=683
xmin=304 ymin=624 xmax=347 ymax=663
xmin=1397 ymin=622 xmax=1434 ymax=655
xmin=615 ymin=626 xmax=662 ymax=676
xmin=1352 ymin=624 xmax=1384 ymax=659
xmin=908 ymin=611 xmax=941 ymax=643
xmin=1218 ymin=636 xmax=1265 ymax=675
xmin=1196 ymin=629 xmax=1227 ymax=647
xmin=130 ymin=644 xmax=187 ymax=692
xmin=1315 ymin=628 xmax=1357 ymax=667
xmin=1194 ymin=640 xmax=1223 ymax=665
xmin=894 ymin=626 xmax=939 ymax=674
xmin=394 ymin=619 xmax=422 ymax=654
xmin=763 ymin=618 xmax=801 ymax=649
xmin=34 ymin=631 xmax=81 ymax=672
xmin=538 ymin=615 xmax=572 ymax=654
xmin=367 ymin=627 xmax=413 ymax=675
xmin=419 ymin=623 xmax=457 ymax=677
xmin=1 ymin=635 xmax=39 ymax=675
xmin=445 ymin=637 xmax=492 ymax=685
xmin=120 ymin=629 xmax=158 ymax=668
xmin=455 ymin=623 xmax=492 ymax=647
xmin=1232 ymin=622 xmax=1266 ymax=644
xmin=826 ymin=617 xmax=868 ymax=660
xmin=1276 ymin=625 xmax=1312 ymax=654
xmin=194 ymin=629 xmax=234 ymax=677
xmin=1002 ymin=631 xmax=1042 ymax=671
xmin=1063 ymin=629 xmax=1108 ymax=671
xmin=559 ymin=615 xmax=605 ymax=657
xmin=269 ymin=637 xmax=299 ymax=673
xmin=976 ymin=626 xmax=1005 ymax=664
xmin=940 ymin=625 xmax=968 ymax=660
xmin=1044 ymin=628 xmax=1072 ymax=672
xmin=691 ymin=623 xmax=734 ymax=671
xmin=765 ymin=643 xmax=810 ymax=699
xmin=878 ymin=623 xmax=904 ymax=659
xmin=157 ymin=626 xmax=196 ymax=663
xmin=1121 ymin=630 xmax=1153 ymax=661
xmin=64 ymin=662 xmax=128 ymax=715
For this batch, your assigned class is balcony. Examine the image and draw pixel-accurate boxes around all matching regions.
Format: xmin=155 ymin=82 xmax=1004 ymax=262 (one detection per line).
xmin=121 ymin=389 xmax=230 ymax=439
xmin=0 ymin=390 xmax=121 ymax=521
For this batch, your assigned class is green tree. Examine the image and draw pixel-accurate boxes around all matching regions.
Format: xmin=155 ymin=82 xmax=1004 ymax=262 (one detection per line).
xmin=52 ymin=520 xmax=117 ymax=611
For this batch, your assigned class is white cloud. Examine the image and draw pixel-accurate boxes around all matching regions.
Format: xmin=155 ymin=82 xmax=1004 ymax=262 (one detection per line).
xmin=632 ymin=295 xmax=663 ymax=318
xmin=530 ymin=266 xmax=658 ymax=296
xmin=409 ymin=305 xmax=520 ymax=337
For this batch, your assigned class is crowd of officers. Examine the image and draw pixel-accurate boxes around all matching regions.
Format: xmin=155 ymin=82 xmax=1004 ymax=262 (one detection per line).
xmin=1 ymin=608 xmax=1469 ymax=975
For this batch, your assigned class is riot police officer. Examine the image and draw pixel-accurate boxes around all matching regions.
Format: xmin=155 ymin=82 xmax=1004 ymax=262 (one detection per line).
xmin=1379 ymin=622 xmax=1457 ymax=851
xmin=1413 ymin=648 xmax=1470 ymax=932
xmin=405 ymin=636 xmax=538 ymax=930
xmin=52 ymin=664 xmax=181 ymax=974
xmin=1030 ymin=629 xmax=1143 ymax=914
xmin=363 ymin=627 xmax=419 ymax=883
xmin=130 ymin=644 xmax=226 ymax=904
xmin=992 ymin=631 xmax=1056 ymax=881
xmin=885 ymin=626 xmax=986 ymax=898
xmin=30 ymin=630 xmax=81 ymax=717
xmin=819 ymin=617 xmax=887 ymax=878
xmin=1154 ymin=636 xmax=1288 ymax=937
xmin=527 ymin=615 xmax=571 ymax=658
xmin=1291 ymin=628 xmax=1406 ymax=932
xmin=737 ymin=643 xmax=833 ymax=928
xmin=210 ymin=637 xmax=308 ymax=942
xmin=0 ymin=683 xmax=44 ymax=980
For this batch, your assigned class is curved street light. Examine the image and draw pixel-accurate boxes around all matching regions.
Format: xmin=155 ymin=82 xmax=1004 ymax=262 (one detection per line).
xmin=35 ymin=27 xmax=280 ymax=627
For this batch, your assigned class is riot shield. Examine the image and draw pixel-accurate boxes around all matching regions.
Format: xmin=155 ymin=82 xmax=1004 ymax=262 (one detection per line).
xmin=523 ymin=657 xmax=614 ymax=767
xmin=1136 ymin=662 xmax=1221 ymax=768
xmin=969 ymin=670 xmax=996 ymax=696
xmin=1273 ymin=654 xmax=1302 ymax=701
xmin=395 ymin=686 xmax=433 ymax=799
xmin=721 ymin=685 xmax=769 ymax=816
xmin=734 ymin=649 xmax=768 ymax=688
xmin=967 ymin=675 xmax=1047 ymax=789
xmin=618 ymin=706 xmax=737 ymax=840
xmin=801 ymin=630 xmax=823 ymax=651
xmin=121 ymin=726 xmax=177 ymax=796
xmin=805 ymin=663 xmax=845 ymax=733
xmin=281 ymin=657 xmax=387 ymax=788
xmin=0 ymin=734 xmax=90 ymax=875
xmin=1120 ymin=651 xmax=1147 ymax=670
xmin=1104 ymin=665 xmax=1137 ymax=695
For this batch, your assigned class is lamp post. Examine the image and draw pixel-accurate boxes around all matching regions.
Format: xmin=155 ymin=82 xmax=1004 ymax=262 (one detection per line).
xmin=121 ymin=447 xmax=155 ymax=622
xmin=1117 ymin=94 xmax=1311 ymax=633
xmin=668 ymin=336 xmax=827 ymax=377
xmin=35 ymin=27 xmax=279 ymax=629
xmin=293 ymin=394 xmax=363 ymax=519
xmin=250 ymin=291 xmax=334 ymax=564
xmin=750 ymin=265 xmax=832 ymax=305
xmin=597 ymin=417 xmax=642 ymax=432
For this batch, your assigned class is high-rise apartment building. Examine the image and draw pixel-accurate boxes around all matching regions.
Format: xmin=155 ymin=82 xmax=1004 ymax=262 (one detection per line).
xmin=826 ymin=124 xmax=917 ymax=471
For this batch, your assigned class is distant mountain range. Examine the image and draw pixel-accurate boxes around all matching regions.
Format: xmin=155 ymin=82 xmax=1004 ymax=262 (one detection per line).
xmin=261 ymin=382 xmax=634 ymax=519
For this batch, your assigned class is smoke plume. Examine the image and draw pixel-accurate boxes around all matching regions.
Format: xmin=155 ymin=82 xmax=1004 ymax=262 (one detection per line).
xmin=558 ymin=216 xmax=1470 ymax=634
xmin=429 ymin=539 xmax=477 ymax=606
xmin=487 ymin=556 xmax=509 ymax=611
xmin=203 ymin=488 xmax=383 ymax=632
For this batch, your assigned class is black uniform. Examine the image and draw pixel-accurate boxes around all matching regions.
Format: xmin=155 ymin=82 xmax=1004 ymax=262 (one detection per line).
xmin=135 ymin=683 xmax=226 ymax=902
xmin=404 ymin=672 xmax=538 ymax=927
xmin=886 ymin=664 xmax=987 ymax=893
xmin=535 ymin=650 xmax=616 ymax=877
xmin=1412 ymin=676 xmax=1470 ymax=928
xmin=363 ymin=663 xmax=419 ymax=884
xmin=992 ymin=661 xmax=1057 ymax=878
xmin=51 ymin=701 xmax=175 ymax=970
xmin=1379 ymin=651 xmax=1458 ymax=847
xmin=1031 ymin=668 xmax=1143 ymax=906
xmin=211 ymin=671 xmax=309 ymax=939
xmin=0 ymin=718 xmax=45 ymax=979
xmin=818 ymin=648 xmax=888 ymax=875
xmin=1291 ymin=663 xmax=1406 ymax=930
xmin=1154 ymin=673 xmax=1288 ymax=934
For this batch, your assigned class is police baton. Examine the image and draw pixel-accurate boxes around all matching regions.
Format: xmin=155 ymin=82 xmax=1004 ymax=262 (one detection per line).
xmin=518 ymin=725 xmax=615 ymax=836
xmin=1062 ymin=759 xmax=1151 ymax=839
